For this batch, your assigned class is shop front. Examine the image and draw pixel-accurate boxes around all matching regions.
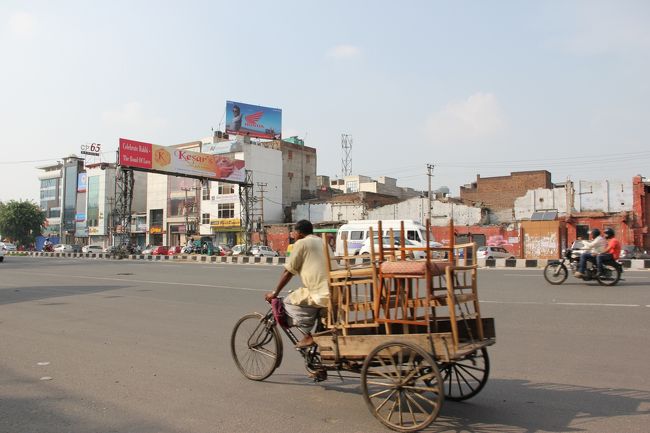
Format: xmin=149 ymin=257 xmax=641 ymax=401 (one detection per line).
xmin=149 ymin=225 xmax=164 ymax=246
xmin=210 ymin=218 xmax=241 ymax=247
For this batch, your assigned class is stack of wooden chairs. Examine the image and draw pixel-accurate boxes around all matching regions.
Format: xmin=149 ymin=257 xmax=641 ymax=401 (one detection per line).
xmin=322 ymin=219 xmax=485 ymax=353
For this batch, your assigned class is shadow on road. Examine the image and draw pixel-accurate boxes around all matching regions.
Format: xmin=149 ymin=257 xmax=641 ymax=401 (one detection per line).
xmin=0 ymin=365 xmax=173 ymax=433
xmin=258 ymin=375 xmax=650 ymax=433
xmin=0 ymin=284 xmax=127 ymax=306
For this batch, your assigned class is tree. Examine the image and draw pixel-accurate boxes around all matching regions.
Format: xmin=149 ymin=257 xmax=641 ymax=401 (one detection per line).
xmin=0 ymin=200 xmax=46 ymax=247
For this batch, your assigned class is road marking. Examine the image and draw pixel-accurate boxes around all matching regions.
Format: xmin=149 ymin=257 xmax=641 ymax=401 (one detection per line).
xmin=481 ymin=300 xmax=641 ymax=308
xmin=6 ymin=271 xmax=267 ymax=292
xmin=555 ymin=302 xmax=639 ymax=307
xmin=503 ymin=274 xmax=540 ymax=277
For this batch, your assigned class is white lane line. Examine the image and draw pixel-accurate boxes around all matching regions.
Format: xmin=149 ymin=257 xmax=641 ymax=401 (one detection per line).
xmin=503 ymin=274 xmax=540 ymax=277
xmin=481 ymin=300 xmax=641 ymax=307
xmin=6 ymin=271 xmax=267 ymax=292
xmin=481 ymin=300 xmax=543 ymax=305
xmin=555 ymin=302 xmax=639 ymax=307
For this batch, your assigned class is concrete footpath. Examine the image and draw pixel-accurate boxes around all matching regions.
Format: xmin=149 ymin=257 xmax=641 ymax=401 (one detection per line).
xmin=12 ymin=251 xmax=650 ymax=270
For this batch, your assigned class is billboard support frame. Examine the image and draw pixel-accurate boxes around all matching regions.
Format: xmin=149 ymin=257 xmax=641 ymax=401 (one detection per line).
xmin=239 ymin=170 xmax=254 ymax=254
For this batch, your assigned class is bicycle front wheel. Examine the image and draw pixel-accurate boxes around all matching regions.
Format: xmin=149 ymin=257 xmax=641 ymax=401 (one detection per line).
xmin=231 ymin=313 xmax=283 ymax=381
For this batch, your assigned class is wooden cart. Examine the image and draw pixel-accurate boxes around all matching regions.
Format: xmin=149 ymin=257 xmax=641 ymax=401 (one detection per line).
xmin=231 ymin=219 xmax=495 ymax=432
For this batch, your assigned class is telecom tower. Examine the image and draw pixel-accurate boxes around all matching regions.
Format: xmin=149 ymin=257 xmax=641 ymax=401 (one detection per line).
xmin=341 ymin=134 xmax=353 ymax=178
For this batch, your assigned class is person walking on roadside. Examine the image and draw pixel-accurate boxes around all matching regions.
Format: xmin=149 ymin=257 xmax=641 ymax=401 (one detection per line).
xmin=575 ymin=228 xmax=607 ymax=278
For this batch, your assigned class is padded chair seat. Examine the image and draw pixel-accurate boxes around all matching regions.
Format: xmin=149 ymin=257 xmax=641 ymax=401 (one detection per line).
xmin=379 ymin=260 xmax=452 ymax=277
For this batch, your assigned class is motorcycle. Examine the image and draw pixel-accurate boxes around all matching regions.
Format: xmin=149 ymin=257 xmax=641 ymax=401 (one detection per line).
xmin=43 ymin=243 xmax=54 ymax=252
xmin=543 ymin=247 xmax=622 ymax=286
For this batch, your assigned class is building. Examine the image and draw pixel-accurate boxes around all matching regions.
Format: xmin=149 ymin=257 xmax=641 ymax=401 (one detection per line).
xmin=460 ymin=170 xmax=553 ymax=211
xmin=329 ymin=174 xmax=419 ymax=200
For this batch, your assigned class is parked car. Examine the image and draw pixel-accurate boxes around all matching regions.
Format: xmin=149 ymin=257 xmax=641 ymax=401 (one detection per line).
xmin=167 ymin=245 xmax=183 ymax=255
xmin=82 ymin=245 xmax=103 ymax=253
xmin=358 ymin=235 xmax=427 ymax=259
xmin=250 ymin=245 xmax=279 ymax=257
xmin=0 ymin=246 xmax=5 ymax=262
xmin=71 ymin=244 xmax=83 ymax=253
xmin=151 ymin=245 xmax=169 ymax=255
xmin=620 ymin=245 xmax=650 ymax=259
xmin=218 ymin=244 xmax=231 ymax=255
xmin=476 ymin=246 xmax=515 ymax=260
xmin=230 ymin=244 xmax=248 ymax=256
xmin=0 ymin=242 xmax=17 ymax=252
xmin=53 ymin=244 xmax=73 ymax=253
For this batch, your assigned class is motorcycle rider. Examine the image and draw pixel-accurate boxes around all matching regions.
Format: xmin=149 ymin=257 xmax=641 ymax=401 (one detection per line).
xmin=575 ymin=228 xmax=607 ymax=278
xmin=596 ymin=228 xmax=621 ymax=276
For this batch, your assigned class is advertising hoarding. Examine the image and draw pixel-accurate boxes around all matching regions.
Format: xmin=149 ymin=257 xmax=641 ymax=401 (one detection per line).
xmin=225 ymin=100 xmax=282 ymax=140
xmin=119 ymin=138 xmax=245 ymax=184
xmin=77 ymin=173 xmax=87 ymax=192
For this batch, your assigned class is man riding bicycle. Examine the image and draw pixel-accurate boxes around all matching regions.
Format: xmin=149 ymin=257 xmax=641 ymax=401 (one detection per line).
xmin=265 ymin=219 xmax=337 ymax=348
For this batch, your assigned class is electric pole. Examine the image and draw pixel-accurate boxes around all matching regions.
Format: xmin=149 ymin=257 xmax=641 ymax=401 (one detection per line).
xmin=426 ymin=163 xmax=434 ymax=223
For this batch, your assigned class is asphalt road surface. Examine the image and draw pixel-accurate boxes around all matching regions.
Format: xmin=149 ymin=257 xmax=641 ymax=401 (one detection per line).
xmin=1 ymin=256 xmax=649 ymax=433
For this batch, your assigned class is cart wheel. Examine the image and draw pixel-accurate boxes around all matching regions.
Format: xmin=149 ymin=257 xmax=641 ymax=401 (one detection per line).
xmin=439 ymin=348 xmax=490 ymax=401
xmin=361 ymin=341 xmax=443 ymax=432
xmin=230 ymin=313 xmax=283 ymax=381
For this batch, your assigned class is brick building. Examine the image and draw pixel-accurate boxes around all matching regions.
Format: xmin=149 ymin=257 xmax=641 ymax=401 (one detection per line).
xmin=460 ymin=170 xmax=553 ymax=210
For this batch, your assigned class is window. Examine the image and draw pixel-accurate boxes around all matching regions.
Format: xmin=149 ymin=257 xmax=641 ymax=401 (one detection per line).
xmin=576 ymin=224 xmax=590 ymax=240
xmin=304 ymin=175 xmax=310 ymax=187
xmin=346 ymin=181 xmax=359 ymax=193
xmin=150 ymin=209 xmax=164 ymax=226
xmin=350 ymin=231 xmax=364 ymax=241
xmin=202 ymin=184 xmax=210 ymax=200
xmin=201 ymin=213 xmax=210 ymax=224
xmin=287 ymin=150 xmax=293 ymax=160
xmin=288 ymin=172 xmax=294 ymax=180
xmin=218 ymin=203 xmax=235 ymax=219
xmin=306 ymin=154 xmax=311 ymax=164
xmin=218 ymin=183 xmax=235 ymax=195
xmin=406 ymin=230 xmax=421 ymax=242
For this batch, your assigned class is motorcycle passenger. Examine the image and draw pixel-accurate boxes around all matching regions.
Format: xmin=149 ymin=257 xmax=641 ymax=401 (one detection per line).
xmin=596 ymin=228 xmax=621 ymax=276
xmin=575 ymin=228 xmax=607 ymax=278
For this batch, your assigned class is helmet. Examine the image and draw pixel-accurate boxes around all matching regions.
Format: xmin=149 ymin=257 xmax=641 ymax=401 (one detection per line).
xmin=591 ymin=228 xmax=601 ymax=238
xmin=604 ymin=228 xmax=615 ymax=238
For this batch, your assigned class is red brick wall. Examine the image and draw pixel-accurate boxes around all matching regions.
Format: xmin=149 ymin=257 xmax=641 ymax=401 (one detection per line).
xmin=460 ymin=171 xmax=552 ymax=210
xmin=430 ymin=225 xmax=522 ymax=257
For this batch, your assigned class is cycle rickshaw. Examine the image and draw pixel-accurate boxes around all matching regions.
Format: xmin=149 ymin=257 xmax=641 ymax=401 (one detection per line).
xmin=231 ymin=220 xmax=496 ymax=432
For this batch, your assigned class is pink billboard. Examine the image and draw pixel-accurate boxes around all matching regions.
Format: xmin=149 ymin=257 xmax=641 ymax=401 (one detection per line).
xmin=119 ymin=138 xmax=245 ymax=183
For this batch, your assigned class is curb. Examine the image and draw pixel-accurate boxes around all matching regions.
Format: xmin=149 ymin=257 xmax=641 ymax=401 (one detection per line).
xmin=11 ymin=252 xmax=650 ymax=269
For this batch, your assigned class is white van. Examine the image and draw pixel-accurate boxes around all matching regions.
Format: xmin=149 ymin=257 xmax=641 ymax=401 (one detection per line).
xmin=335 ymin=220 xmax=430 ymax=256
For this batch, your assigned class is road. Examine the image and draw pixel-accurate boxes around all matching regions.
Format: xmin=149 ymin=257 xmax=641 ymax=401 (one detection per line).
xmin=1 ymin=256 xmax=649 ymax=433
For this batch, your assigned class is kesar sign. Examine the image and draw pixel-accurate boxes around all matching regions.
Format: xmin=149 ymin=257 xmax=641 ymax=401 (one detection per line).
xmin=118 ymin=138 xmax=245 ymax=183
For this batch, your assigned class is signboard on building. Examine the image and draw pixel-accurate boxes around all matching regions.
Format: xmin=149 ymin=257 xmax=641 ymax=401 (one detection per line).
xmin=77 ymin=173 xmax=87 ymax=192
xmin=149 ymin=226 xmax=163 ymax=234
xmin=202 ymin=140 xmax=243 ymax=155
xmin=80 ymin=143 xmax=101 ymax=156
xmin=210 ymin=218 xmax=241 ymax=228
xmin=225 ymin=100 xmax=282 ymax=140
xmin=119 ymin=138 xmax=246 ymax=183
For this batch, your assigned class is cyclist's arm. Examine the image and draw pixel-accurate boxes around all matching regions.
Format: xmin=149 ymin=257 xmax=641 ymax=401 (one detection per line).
xmin=265 ymin=269 xmax=293 ymax=301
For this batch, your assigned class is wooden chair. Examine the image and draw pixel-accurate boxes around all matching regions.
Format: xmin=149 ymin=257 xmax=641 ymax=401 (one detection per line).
xmin=321 ymin=234 xmax=378 ymax=335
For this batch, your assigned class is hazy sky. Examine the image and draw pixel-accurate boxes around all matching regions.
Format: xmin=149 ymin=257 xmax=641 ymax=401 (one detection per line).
xmin=2 ymin=0 xmax=649 ymax=203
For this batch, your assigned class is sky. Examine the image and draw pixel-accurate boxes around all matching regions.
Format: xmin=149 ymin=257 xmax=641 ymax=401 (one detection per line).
xmin=1 ymin=0 xmax=650 ymax=203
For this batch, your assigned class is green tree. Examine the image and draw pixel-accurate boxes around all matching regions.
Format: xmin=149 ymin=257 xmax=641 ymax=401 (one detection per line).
xmin=0 ymin=200 xmax=46 ymax=247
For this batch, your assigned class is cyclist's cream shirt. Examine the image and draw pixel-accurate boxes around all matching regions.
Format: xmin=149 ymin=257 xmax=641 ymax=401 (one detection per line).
xmin=284 ymin=235 xmax=337 ymax=308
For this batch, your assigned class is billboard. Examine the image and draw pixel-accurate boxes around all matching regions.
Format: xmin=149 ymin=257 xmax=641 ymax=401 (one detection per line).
xmin=225 ymin=100 xmax=282 ymax=140
xmin=77 ymin=172 xmax=87 ymax=192
xmin=119 ymin=138 xmax=246 ymax=183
